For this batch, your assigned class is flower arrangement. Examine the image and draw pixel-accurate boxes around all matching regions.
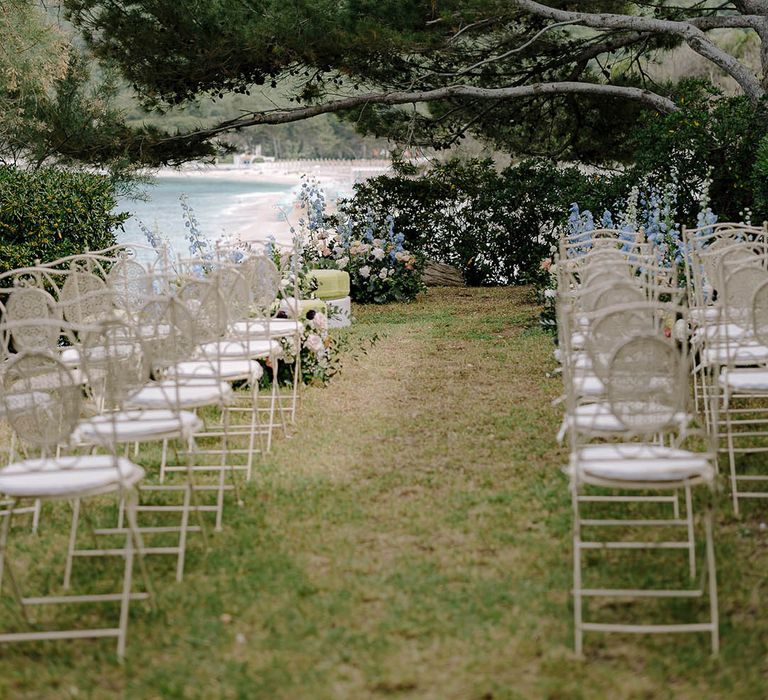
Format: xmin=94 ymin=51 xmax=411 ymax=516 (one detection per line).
xmin=265 ymin=308 xmax=346 ymax=387
xmin=566 ymin=173 xmax=718 ymax=276
xmin=539 ymin=175 xmax=721 ymax=339
xmin=294 ymin=177 xmax=425 ymax=304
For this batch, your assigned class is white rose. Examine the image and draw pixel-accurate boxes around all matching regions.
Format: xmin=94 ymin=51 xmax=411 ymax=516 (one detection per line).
xmin=359 ymin=265 xmax=371 ymax=278
xmin=337 ymin=256 xmax=349 ymax=269
xmin=378 ymin=269 xmax=388 ymax=280
xmin=388 ymin=268 xmax=395 ymax=276
xmin=371 ymin=247 xmax=385 ymax=261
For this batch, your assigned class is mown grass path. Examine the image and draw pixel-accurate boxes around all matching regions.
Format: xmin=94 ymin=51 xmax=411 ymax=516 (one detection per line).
xmin=2 ymin=287 xmax=768 ymax=698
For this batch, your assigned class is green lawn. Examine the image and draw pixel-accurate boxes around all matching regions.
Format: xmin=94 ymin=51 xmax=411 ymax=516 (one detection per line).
xmin=0 ymin=287 xmax=767 ymax=699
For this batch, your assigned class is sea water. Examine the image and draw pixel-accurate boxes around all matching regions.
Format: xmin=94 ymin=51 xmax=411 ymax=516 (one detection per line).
xmin=116 ymin=176 xmax=294 ymax=256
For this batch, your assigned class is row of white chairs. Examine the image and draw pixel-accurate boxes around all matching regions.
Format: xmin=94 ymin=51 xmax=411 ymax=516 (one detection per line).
xmin=0 ymin=241 xmax=311 ymax=657
xmin=555 ymin=229 xmax=720 ymax=655
xmin=682 ymin=223 xmax=768 ymax=513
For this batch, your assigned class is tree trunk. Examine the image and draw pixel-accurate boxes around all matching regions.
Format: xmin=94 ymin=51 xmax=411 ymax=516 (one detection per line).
xmin=423 ymin=260 xmax=465 ymax=287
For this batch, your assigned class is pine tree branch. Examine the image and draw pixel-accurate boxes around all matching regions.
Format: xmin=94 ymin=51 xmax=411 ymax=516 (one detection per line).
xmin=155 ymin=82 xmax=677 ymax=146
xmin=510 ymin=0 xmax=766 ymax=103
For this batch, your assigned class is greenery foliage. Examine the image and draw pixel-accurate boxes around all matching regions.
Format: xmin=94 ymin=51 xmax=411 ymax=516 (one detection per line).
xmin=61 ymin=0 xmax=687 ymax=160
xmin=339 ymin=158 xmax=624 ymax=286
xmin=629 ymin=81 xmax=768 ymax=224
xmin=0 ymin=166 xmax=126 ymax=276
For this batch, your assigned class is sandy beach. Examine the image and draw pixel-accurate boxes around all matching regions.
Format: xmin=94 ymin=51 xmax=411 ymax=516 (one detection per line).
xmin=152 ymin=160 xmax=392 ymax=245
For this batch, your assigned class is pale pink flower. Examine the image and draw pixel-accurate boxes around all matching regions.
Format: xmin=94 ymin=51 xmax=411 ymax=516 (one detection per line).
xmin=312 ymin=312 xmax=328 ymax=332
xmin=305 ymin=333 xmax=325 ymax=354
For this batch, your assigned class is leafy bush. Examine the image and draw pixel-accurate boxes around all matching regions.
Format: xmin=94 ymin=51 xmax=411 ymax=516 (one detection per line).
xmin=629 ymin=80 xmax=768 ymax=224
xmin=0 ymin=166 xmax=127 ymax=277
xmin=338 ymin=158 xmax=625 ymax=286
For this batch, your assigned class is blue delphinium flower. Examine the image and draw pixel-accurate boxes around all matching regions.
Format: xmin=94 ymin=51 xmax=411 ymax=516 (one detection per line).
xmin=180 ymin=194 xmax=213 ymax=262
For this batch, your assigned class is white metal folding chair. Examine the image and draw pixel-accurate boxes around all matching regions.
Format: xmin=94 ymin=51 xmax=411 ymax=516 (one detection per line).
xmin=568 ymin=332 xmax=719 ymax=656
xmin=0 ymin=321 xmax=149 ymax=659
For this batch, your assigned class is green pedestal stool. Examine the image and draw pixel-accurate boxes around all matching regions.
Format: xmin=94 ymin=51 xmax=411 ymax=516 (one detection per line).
xmin=307 ymin=270 xmax=352 ymax=328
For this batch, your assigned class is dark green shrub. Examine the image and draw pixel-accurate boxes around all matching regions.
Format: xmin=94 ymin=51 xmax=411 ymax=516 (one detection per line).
xmin=0 ymin=166 xmax=127 ymax=278
xmin=338 ymin=158 xmax=625 ymax=286
xmin=629 ymin=80 xmax=768 ymax=223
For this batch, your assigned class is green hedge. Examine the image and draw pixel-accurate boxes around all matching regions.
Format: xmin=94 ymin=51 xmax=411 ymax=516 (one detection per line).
xmin=337 ymin=158 xmax=625 ymax=286
xmin=0 ymin=166 xmax=127 ymax=278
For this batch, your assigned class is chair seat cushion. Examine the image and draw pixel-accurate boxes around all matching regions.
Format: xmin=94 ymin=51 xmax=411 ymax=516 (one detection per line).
xmin=0 ymin=392 xmax=53 ymax=419
xmin=571 ymin=443 xmax=714 ymax=483
xmin=689 ymin=307 xmax=721 ymax=324
xmin=74 ymin=409 xmax=201 ymax=444
xmin=702 ymin=342 xmax=768 ymax=366
xmin=60 ymin=342 xmax=139 ymax=368
xmin=720 ymin=368 xmax=768 ymax=392
xmin=199 ymin=339 xmax=281 ymax=360
xmin=568 ymin=403 xmax=688 ymax=433
xmin=127 ymin=379 xmax=233 ymax=409
xmin=573 ymin=374 xmax=604 ymax=397
xmin=571 ymin=331 xmax=586 ymax=350
xmin=0 ymin=455 xmax=144 ymax=498
xmin=692 ymin=323 xmax=749 ymax=344
xmin=170 ymin=359 xmax=263 ymax=382
xmin=232 ymin=318 xmax=303 ymax=339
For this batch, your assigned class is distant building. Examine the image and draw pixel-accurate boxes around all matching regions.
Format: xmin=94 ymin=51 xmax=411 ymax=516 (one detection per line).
xmin=233 ymin=146 xmax=275 ymax=167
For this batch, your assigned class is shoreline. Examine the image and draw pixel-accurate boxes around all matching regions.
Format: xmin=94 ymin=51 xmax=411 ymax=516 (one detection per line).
xmin=131 ymin=160 xmax=391 ymax=245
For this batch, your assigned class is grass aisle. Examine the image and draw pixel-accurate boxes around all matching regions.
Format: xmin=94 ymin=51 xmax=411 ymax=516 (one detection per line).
xmin=1 ymin=287 xmax=767 ymax=698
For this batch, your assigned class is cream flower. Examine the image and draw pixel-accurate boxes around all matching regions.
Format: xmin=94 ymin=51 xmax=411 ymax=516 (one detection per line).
xmin=337 ymin=256 xmax=349 ymax=269
xmin=305 ymin=333 xmax=325 ymax=354
xmin=312 ymin=312 xmax=328 ymax=332
xmin=371 ymin=247 xmax=385 ymax=261
xmin=359 ymin=265 xmax=371 ymax=278
xmin=378 ymin=269 xmax=389 ymax=280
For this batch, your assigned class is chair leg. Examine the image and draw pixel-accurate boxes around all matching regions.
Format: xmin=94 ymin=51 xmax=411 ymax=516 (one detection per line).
xmin=124 ymin=489 xmax=154 ymax=606
xmin=0 ymin=505 xmax=30 ymax=626
xmin=63 ymin=498 xmax=81 ymax=590
xmin=267 ymin=359 xmax=281 ymax=450
xmin=246 ymin=395 xmax=258 ymax=482
xmin=571 ymin=485 xmax=583 ymax=656
xmin=116 ymin=512 xmax=135 ymax=660
xmin=215 ymin=407 xmax=230 ymax=532
xmin=159 ymin=439 xmax=169 ymax=484
xmin=704 ymin=506 xmax=720 ymax=655
xmin=684 ymin=485 xmax=696 ymax=579
xmin=176 ymin=479 xmax=192 ymax=583
xmin=31 ymin=499 xmax=41 ymax=534
xmin=0 ymin=503 xmax=12 ymax=594
xmin=725 ymin=412 xmax=740 ymax=515
xmin=291 ymin=350 xmax=301 ymax=423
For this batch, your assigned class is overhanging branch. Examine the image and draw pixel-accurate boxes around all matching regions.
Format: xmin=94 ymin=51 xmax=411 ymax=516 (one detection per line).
xmin=156 ymin=82 xmax=678 ymax=144
xmin=510 ymin=0 xmax=766 ymax=103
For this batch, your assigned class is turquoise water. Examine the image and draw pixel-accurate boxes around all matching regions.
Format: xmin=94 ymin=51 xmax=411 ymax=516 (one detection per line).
xmin=117 ymin=176 xmax=294 ymax=255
